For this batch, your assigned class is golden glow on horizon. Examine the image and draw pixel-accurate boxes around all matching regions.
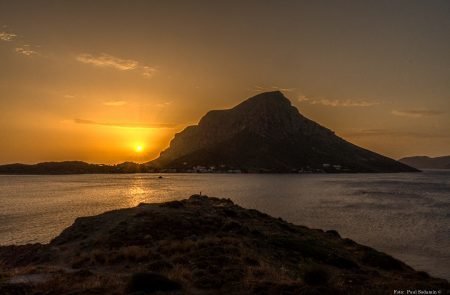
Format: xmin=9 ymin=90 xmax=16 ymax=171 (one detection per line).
xmin=0 ymin=1 xmax=449 ymax=164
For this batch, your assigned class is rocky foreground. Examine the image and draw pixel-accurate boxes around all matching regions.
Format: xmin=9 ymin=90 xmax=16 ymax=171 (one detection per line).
xmin=0 ymin=195 xmax=447 ymax=294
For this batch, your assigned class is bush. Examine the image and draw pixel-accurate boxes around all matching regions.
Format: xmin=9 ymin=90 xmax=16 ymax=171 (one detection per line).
xmin=303 ymin=266 xmax=330 ymax=286
xmin=125 ymin=272 xmax=181 ymax=294
xmin=361 ymin=250 xmax=404 ymax=271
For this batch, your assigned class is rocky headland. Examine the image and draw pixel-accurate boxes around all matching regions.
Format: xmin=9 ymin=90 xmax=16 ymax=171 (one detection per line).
xmin=0 ymin=195 xmax=447 ymax=294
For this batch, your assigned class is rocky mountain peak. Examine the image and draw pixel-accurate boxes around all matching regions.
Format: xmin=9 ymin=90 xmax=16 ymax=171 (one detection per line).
xmin=149 ymin=92 xmax=418 ymax=173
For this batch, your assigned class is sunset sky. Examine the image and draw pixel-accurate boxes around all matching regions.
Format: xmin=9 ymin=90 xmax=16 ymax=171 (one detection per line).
xmin=0 ymin=0 xmax=449 ymax=164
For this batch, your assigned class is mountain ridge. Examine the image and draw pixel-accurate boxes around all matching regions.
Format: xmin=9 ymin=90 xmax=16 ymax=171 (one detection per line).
xmin=0 ymin=161 xmax=152 ymax=174
xmin=399 ymin=156 xmax=450 ymax=169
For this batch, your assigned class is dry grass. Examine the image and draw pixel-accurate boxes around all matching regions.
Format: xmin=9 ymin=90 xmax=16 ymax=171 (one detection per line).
xmin=243 ymin=261 xmax=299 ymax=287
xmin=158 ymin=239 xmax=196 ymax=256
xmin=32 ymin=272 xmax=125 ymax=294
xmin=166 ymin=263 xmax=193 ymax=283
xmin=77 ymin=273 xmax=124 ymax=291
xmin=118 ymin=245 xmax=150 ymax=262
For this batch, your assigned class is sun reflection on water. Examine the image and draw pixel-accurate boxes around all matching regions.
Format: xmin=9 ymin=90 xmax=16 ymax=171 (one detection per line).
xmin=124 ymin=175 xmax=177 ymax=207
xmin=127 ymin=177 xmax=149 ymax=207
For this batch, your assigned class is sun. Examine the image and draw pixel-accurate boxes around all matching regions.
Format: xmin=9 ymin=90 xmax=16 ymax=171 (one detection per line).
xmin=135 ymin=145 xmax=144 ymax=153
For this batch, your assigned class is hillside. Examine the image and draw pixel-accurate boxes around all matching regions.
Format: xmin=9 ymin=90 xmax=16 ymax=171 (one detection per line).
xmin=0 ymin=195 xmax=447 ymax=294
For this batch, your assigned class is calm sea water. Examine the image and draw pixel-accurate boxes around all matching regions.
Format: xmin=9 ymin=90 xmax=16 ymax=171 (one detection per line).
xmin=0 ymin=171 xmax=449 ymax=280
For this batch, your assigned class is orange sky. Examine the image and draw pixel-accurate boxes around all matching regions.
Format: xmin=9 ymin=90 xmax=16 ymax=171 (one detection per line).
xmin=0 ymin=1 xmax=449 ymax=164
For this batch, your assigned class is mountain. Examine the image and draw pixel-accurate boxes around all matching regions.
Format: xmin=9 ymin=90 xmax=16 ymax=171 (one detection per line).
xmin=1 ymin=195 xmax=447 ymax=294
xmin=0 ymin=161 xmax=154 ymax=174
xmin=399 ymin=156 xmax=450 ymax=169
xmin=149 ymin=91 xmax=418 ymax=173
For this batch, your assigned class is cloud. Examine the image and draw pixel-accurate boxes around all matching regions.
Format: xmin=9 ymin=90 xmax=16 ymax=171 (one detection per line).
xmin=343 ymin=129 xmax=449 ymax=138
xmin=15 ymin=46 xmax=37 ymax=56
xmin=142 ymin=66 xmax=157 ymax=78
xmin=103 ymin=100 xmax=127 ymax=106
xmin=156 ymin=101 xmax=172 ymax=108
xmin=76 ymin=53 xmax=138 ymax=70
xmin=297 ymin=95 xmax=310 ymax=102
xmin=254 ymin=85 xmax=296 ymax=92
xmin=76 ymin=53 xmax=157 ymax=78
xmin=298 ymin=95 xmax=379 ymax=107
xmin=74 ymin=118 xmax=175 ymax=129
xmin=0 ymin=32 xmax=16 ymax=41
xmin=391 ymin=109 xmax=444 ymax=118
xmin=0 ymin=30 xmax=39 ymax=56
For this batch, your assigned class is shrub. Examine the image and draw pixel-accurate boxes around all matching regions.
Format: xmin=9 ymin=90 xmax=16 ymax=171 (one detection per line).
xmin=125 ymin=272 xmax=181 ymax=294
xmin=303 ymin=265 xmax=330 ymax=286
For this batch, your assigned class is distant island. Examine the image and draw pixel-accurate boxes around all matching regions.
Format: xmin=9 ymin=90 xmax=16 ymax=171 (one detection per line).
xmin=0 ymin=195 xmax=447 ymax=294
xmin=0 ymin=92 xmax=419 ymax=175
xmin=399 ymin=156 xmax=450 ymax=170
xmin=149 ymin=91 xmax=417 ymax=173
xmin=0 ymin=161 xmax=151 ymax=175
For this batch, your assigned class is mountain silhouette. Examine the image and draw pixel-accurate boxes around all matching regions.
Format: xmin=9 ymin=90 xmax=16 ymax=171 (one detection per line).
xmin=149 ymin=91 xmax=417 ymax=173
xmin=399 ymin=156 xmax=450 ymax=169
xmin=0 ymin=161 xmax=151 ymax=174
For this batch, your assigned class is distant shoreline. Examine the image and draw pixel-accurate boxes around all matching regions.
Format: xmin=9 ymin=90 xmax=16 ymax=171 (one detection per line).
xmin=0 ymin=171 xmax=426 ymax=176
xmin=0 ymin=160 xmax=423 ymax=175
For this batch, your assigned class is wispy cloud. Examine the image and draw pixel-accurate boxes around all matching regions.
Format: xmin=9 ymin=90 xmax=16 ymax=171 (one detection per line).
xmin=391 ymin=109 xmax=444 ymax=118
xmin=1 ymin=30 xmax=40 ymax=57
xmin=76 ymin=53 xmax=157 ymax=78
xmin=343 ymin=129 xmax=449 ymax=138
xmin=103 ymin=100 xmax=127 ymax=106
xmin=74 ymin=118 xmax=175 ymax=129
xmin=0 ymin=31 xmax=16 ymax=41
xmin=298 ymin=95 xmax=379 ymax=107
xmin=142 ymin=66 xmax=157 ymax=78
xmin=254 ymin=85 xmax=296 ymax=92
xmin=76 ymin=53 xmax=138 ymax=70
xmin=156 ymin=101 xmax=172 ymax=108
xmin=15 ymin=46 xmax=37 ymax=56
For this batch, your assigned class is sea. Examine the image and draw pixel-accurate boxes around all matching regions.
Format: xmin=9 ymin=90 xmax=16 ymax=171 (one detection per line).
xmin=0 ymin=170 xmax=448 ymax=280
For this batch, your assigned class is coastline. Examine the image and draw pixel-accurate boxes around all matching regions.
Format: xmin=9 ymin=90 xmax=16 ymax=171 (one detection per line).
xmin=0 ymin=158 xmax=420 ymax=175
